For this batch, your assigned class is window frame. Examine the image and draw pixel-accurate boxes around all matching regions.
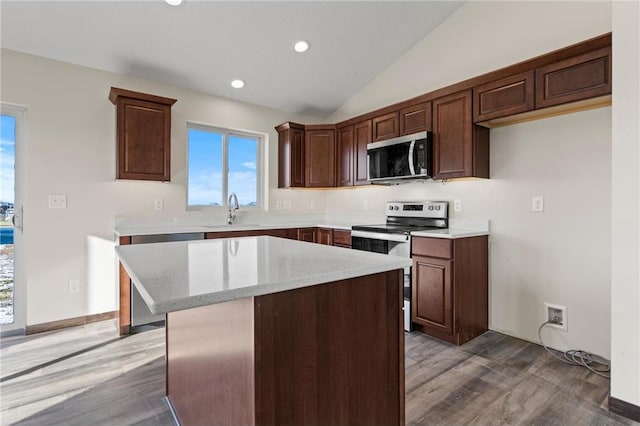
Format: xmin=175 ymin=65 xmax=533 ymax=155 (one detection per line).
xmin=186 ymin=122 xmax=265 ymax=211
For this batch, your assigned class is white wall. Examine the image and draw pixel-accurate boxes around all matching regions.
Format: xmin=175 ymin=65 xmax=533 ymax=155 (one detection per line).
xmin=611 ymin=0 xmax=640 ymax=408
xmin=326 ymin=1 xmax=613 ymax=357
xmin=0 ymin=49 xmax=326 ymax=326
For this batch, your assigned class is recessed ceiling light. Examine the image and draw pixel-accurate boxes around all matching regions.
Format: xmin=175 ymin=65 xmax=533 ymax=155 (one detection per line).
xmin=231 ymin=79 xmax=245 ymax=89
xmin=294 ymin=40 xmax=309 ymax=53
xmin=165 ymin=0 xmax=183 ymax=5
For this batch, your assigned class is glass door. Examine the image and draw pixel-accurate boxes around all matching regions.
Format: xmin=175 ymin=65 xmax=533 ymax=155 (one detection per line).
xmin=1 ymin=105 xmax=25 ymax=334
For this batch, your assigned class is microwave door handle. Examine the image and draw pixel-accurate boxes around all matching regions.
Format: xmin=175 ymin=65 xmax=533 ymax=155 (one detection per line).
xmin=408 ymin=140 xmax=416 ymax=175
xmin=366 ymin=154 xmax=370 ymax=180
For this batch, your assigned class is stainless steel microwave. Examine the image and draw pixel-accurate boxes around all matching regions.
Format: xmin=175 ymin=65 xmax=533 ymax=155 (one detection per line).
xmin=367 ymin=131 xmax=433 ymax=183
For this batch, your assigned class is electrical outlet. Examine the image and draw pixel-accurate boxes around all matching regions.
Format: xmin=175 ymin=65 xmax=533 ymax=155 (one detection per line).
xmin=453 ymin=199 xmax=462 ymax=212
xmin=363 ymin=200 xmax=369 ymax=211
xmin=310 ymin=200 xmax=316 ymax=210
xmin=545 ymin=303 xmax=567 ymax=331
xmin=48 ymin=194 xmax=67 ymax=209
xmin=69 ymin=280 xmax=80 ymax=294
xmin=284 ymin=200 xmax=292 ymax=210
xmin=154 ymin=199 xmax=164 ymax=211
xmin=532 ymin=196 xmax=544 ymax=212
xmin=276 ymin=200 xmax=282 ymax=210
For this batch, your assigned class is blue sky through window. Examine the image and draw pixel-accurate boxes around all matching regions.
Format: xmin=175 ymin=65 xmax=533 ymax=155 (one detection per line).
xmin=188 ymin=127 xmax=258 ymax=207
xmin=0 ymin=115 xmax=16 ymax=205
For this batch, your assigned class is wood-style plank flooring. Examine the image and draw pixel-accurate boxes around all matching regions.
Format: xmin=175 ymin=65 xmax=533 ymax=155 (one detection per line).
xmin=0 ymin=320 xmax=636 ymax=425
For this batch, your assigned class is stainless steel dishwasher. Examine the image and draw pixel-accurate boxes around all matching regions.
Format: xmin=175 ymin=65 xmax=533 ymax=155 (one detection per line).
xmin=129 ymin=232 xmax=204 ymax=331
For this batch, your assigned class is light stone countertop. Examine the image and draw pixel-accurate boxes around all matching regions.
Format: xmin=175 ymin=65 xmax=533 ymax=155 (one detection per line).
xmin=114 ymin=221 xmax=353 ymax=237
xmin=411 ymin=229 xmax=490 ymax=239
xmin=115 ymin=236 xmax=411 ymax=315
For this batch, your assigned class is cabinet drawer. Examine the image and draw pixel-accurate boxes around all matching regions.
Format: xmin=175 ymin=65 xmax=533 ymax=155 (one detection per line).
xmin=332 ymin=229 xmax=351 ymax=247
xmin=412 ymin=237 xmax=452 ymax=259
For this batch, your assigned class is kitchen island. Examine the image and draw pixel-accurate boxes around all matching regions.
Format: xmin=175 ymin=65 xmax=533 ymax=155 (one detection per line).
xmin=115 ymin=236 xmax=410 ymax=426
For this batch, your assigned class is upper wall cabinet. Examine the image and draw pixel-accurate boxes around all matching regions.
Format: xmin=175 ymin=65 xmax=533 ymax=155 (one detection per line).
xmin=305 ymin=126 xmax=336 ymax=188
xmin=109 ymin=87 xmax=177 ymax=181
xmin=535 ymin=46 xmax=611 ymax=109
xmin=399 ymin=102 xmax=432 ymax=135
xmin=433 ymin=90 xmax=489 ymax=180
xmin=276 ymin=122 xmax=305 ymax=188
xmin=473 ymin=71 xmax=535 ymax=122
xmin=337 ymin=120 xmax=371 ymax=187
xmin=372 ymin=112 xmax=399 ymax=142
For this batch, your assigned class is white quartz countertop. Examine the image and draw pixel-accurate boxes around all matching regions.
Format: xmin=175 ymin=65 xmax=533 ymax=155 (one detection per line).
xmin=114 ymin=222 xmax=353 ymax=237
xmin=115 ymin=236 xmax=411 ymax=315
xmin=411 ymin=228 xmax=490 ymax=239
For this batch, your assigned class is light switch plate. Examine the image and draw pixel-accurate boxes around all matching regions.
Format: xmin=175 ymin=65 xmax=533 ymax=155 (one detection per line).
xmin=48 ymin=194 xmax=67 ymax=209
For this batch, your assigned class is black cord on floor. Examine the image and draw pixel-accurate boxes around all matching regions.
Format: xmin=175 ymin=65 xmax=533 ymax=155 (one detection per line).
xmin=537 ymin=320 xmax=611 ymax=379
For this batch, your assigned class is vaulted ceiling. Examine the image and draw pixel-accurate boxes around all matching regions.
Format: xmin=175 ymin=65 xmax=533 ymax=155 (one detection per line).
xmin=1 ymin=1 xmax=463 ymax=118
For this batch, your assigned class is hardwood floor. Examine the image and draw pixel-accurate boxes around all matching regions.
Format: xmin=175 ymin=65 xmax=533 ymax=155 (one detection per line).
xmin=0 ymin=320 xmax=636 ymax=425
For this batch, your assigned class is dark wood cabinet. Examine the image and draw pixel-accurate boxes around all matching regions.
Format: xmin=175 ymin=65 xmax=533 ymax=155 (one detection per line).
xmin=305 ymin=127 xmax=336 ymax=188
xmin=474 ymin=71 xmax=535 ymax=122
xmin=399 ymin=102 xmax=432 ymax=135
xmin=317 ymin=228 xmax=333 ymax=245
xmin=354 ymin=120 xmax=371 ymax=185
xmin=536 ymin=46 xmax=611 ymax=109
xmin=297 ymin=227 xmax=316 ymax=243
xmin=411 ymin=236 xmax=488 ymax=346
xmin=332 ymin=229 xmax=351 ymax=248
xmin=276 ymin=122 xmax=305 ymax=188
xmin=337 ymin=125 xmax=354 ymax=187
xmin=413 ymin=256 xmax=453 ymax=334
xmin=109 ymin=87 xmax=176 ymax=181
xmin=372 ymin=111 xmax=399 ymax=142
xmin=337 ymin=120 xmax=371 ymax=187
xmin=432 ymin=90 xmax=489 ymax=179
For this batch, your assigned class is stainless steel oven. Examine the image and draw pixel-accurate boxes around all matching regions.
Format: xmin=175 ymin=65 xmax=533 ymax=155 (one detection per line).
xmin=351 ymin=201 xmax=448 ymax=332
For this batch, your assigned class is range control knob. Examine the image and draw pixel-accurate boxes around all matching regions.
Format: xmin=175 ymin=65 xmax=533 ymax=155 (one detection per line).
xmin=388 ymin=205 xmax=393 ymax=211
xmin=435 ymin=205 xmax=441 ymax=211
xmin=428 ymin=205 xmax=434 ymax=210
xmin=394 ymin=205 xmax=399 ymax=211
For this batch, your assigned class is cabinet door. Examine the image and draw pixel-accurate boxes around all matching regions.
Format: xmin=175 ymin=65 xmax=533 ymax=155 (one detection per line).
xmin=277 ymin=123 xmax=305 ymax=188
xmin=399 ymin=102 xmax=431 ymax=135
xmin=337 ymin=126 xmax=354 ymax=187
xmin=305 ymin=129 xmax=336 ymax=187
xmin=412 ymin=256 xmax=453 ymax=335
xmin=317 ymin=228 xmax=333 ymax=245
xmin=372 ymin=112 xmax=399 ymax=142
xmin=332 ymin=229 xmax=351 ymax=248
xmin=433 ymin=90 xmax=473 ymax=179
xmin=474 ymin=71 xmax=535 ymax=122
xmin=536 ymin=47 xmax=611 ymax=109
xmin=297 ymin=228 xmax=316 ymax=243
xmin=353 ymin=120 xmax=371 ymax=185
xmin=116 ymin=97 xmax=171 ymax=181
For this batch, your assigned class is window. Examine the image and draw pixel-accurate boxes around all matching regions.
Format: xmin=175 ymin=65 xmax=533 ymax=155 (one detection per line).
xmin=187 ymin=124 xmax=263 ymax=208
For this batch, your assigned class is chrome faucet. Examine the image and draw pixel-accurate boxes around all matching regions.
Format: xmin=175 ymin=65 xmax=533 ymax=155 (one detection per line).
xmin=227 ymin=192 xmax=239 ymax=224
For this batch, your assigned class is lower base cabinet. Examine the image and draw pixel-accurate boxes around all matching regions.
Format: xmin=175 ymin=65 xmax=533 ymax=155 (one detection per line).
xmin=411 ymin=235 xmax=488 ymax=345
xmin=166 ymin=270 xmax=404 ymax=426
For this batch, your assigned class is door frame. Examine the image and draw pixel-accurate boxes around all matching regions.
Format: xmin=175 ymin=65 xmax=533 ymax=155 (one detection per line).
xmin=1 ymin=103 xmax=27 ymax=336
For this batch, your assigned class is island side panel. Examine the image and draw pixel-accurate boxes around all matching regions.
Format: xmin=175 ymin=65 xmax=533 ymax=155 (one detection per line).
xmin=166 ymin=298 xmax=256 ymax=426
xmin=118 ymin=236 xmax=131 ymax=336
xmin=255 ymin=270 xmax=404 ymax=426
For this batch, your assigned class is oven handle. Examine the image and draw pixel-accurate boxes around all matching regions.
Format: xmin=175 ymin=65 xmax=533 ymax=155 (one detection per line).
xmin=351 ymin=230 xmax=409 ymax=243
